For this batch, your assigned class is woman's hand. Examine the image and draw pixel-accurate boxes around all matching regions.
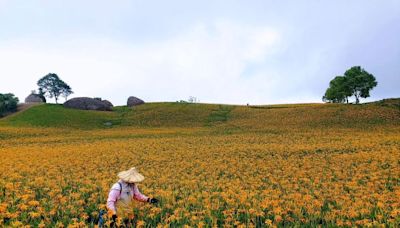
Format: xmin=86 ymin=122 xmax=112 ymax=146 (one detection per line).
xmin=147 ymin=198 xmax=159 ymax=204
xmin=110 ymin=214 xmax=117 ymax=227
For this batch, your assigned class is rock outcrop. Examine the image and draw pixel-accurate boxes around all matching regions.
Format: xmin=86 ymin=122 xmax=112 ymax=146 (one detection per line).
xmin=127 ymin=96 xmax=145 ymax=107
xmin=102 ymin=100 xmax=113 ymax=108
xmin=64 ymin=97 xmax=113 ymax=111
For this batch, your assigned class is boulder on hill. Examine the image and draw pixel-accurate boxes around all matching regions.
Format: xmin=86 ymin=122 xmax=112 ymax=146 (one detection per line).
xmin=127 ymin=96 xmax=145 ymax=107
xmin=64 ymin=97 xmax=113 ymax=111
xmin=102 ymin=100 xmax=113 ymax=108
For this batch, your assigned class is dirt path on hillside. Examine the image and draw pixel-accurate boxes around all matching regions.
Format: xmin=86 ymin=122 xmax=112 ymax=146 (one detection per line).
xmin=0 ymin=103 xmax=41 ymax=119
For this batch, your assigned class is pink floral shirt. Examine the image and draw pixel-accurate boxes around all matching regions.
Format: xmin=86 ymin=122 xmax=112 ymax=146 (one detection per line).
xmin=106 ymin=180 xmax=149 ymax=214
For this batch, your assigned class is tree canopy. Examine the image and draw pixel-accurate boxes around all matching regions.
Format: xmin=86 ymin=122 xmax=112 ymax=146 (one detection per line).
xmin=323 ymin=66 xmax=377 ymax=104
xmin=37 ymin=73 xmax=73 ymax=104
xmin=323 ymin=76 xmax=350 ymax=103
xmin=0 ymin=93 xmax=19 ymax=116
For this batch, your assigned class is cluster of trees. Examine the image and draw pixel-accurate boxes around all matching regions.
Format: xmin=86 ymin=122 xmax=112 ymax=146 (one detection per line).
xmin=37 ymin=73 xmax=73 ymax=104
xmin=0 ymin=93 xmax=19 ymax=117
xmin=323 ymin=66 xmax=377 ymax=104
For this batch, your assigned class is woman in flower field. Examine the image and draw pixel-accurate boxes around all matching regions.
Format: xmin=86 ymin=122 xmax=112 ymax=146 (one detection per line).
xmin=107 ymin=167 xmax=159 ymax=226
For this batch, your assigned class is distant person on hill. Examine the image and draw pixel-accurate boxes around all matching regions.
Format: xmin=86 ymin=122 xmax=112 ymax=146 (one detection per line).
xmin=106 ymin=167 xmax=158 ymax=226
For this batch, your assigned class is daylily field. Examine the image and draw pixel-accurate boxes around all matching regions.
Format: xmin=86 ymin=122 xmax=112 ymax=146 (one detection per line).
xmin=0 ymin=101 xmax=399 ymax=227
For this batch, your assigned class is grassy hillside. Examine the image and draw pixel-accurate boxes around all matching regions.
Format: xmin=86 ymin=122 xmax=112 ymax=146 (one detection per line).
xmin=0 ymin=99 xmax=399 ymax=130
xmin=0 ymin=104 xmax=116 ymax=129
xmin=0 ymin=103 xmax=233 ymax=129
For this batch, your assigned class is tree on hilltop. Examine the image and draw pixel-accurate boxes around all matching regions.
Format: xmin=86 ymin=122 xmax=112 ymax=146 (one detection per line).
xmin=344 ymin=66 xmax=378 ymax=104
xmin=323 ymin=66 xmax=377 ymax=104
xmin=38 ymin=88 xmax=47 ymax=102
xmin=0 ymin=93 xmax=19 ymax=116
xmin=37 ymin=73 xmax=73 ymax=104
xmin=323 ymin=76 xmax=351 ymax=103
xmin=60 ymin=83 xmax=73 ymax=101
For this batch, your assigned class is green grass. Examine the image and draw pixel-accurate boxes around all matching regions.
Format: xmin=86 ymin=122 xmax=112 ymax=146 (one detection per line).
xmin=206 ymin=105 xmax=234 ymax=125
xmin=0 ymin=104 xmax=117 ymax=129
xmin=112 ymin=102 xmax=231 ymax=127
xmin=0 ymin=99 xmax=399 ymax=130
xmin=0 ymin=102 xmax=227 ymax=129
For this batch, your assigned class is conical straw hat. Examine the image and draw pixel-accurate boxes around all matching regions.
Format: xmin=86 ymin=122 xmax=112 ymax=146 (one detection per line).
xmin=118 ymin=167 xmax=145 ymax=183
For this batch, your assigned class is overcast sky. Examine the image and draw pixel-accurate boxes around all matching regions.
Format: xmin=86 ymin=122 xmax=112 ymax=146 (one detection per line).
xmin=0 ymin=0 xmax=399 ymax=105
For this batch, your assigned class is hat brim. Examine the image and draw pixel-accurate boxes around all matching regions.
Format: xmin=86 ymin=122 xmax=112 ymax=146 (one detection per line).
xmin=118 ymin=169 xmax=145 ymax=183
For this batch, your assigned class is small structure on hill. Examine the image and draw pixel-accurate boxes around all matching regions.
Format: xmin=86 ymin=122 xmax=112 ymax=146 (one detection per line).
xmin=64 ymin=97 xmax=113 ymax=111
xmin=127 ymin=96 xmax=145 ymax=107
xmin=25 ymin=92 xmax=46 ymax=103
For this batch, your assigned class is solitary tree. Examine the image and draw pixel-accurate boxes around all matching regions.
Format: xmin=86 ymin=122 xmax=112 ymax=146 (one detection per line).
xmin=37 ymin=73 xmax=73 ymax=104
xmin=344 ymin=66 xmax=377 ymax=104
xmin=323 ymin=66 xmax=377 ymax=104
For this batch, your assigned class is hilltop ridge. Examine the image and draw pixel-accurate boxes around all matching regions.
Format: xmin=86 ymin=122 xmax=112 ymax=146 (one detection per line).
xmin=0 ymin=98 xmax=398 ymax=130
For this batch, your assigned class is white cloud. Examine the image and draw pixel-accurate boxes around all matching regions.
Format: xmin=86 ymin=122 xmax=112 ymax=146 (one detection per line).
xmin=0 ymin=21 xmax=289 ymax=105
xmin=0 ymin=1 xmax=399 ymax=105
